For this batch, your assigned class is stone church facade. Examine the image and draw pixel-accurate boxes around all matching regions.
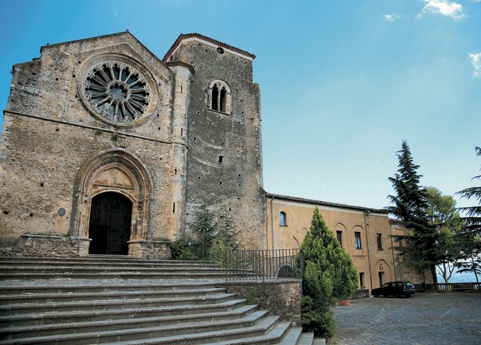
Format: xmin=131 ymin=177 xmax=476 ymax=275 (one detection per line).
xmin=0 ymin=32 xmax=265 ymax=259
xmin=0 ymin=32 xmax=426 ymax=290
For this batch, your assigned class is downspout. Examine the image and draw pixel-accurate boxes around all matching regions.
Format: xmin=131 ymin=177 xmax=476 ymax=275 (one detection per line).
xmin=364 ymin=210 xmax=373 ymax=291
xmin=270 ymin=196 xmax=275 ymax=250
xmin=389 ymin=220 xmax=397 ymax=281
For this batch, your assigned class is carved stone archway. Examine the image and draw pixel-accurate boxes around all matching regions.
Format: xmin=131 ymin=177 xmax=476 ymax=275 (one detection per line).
xmin=71 ymin=150 xmax=152 ymax=256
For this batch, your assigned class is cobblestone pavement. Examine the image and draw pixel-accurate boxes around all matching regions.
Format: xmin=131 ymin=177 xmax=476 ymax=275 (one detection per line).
xmin=332 ymin=292 xmax=481 ymax=345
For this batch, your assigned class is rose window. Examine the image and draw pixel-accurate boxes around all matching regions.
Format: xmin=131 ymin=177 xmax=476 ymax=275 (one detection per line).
xmin=83 ymin=62 xmax=151 ymax=123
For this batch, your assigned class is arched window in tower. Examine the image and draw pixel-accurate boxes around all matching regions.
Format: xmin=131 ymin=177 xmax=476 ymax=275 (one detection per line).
xmin=207 ymin=80 xmax=231 ymax=114
xmin=212 ymin=84 xmax=219 ymax=111
xmin=220 ymin=87 xmax=227 ymax=112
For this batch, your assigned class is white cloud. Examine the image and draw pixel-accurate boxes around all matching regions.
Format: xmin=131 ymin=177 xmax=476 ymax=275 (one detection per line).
xmin=468 ymin=53 xmax=481 ymax=77
xmin=383 ymin=13 xmax=402 ymax=22
xmin=417 ymin=0 xmax=466 ymax=19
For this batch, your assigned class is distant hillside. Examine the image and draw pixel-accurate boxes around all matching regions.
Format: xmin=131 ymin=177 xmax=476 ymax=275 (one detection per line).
xmin=438 ymin=271 xmax=478 ymax=283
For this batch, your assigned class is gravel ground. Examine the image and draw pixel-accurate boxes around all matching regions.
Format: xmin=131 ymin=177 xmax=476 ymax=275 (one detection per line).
xmin=332 ymin=292 xmax=481 ymax=345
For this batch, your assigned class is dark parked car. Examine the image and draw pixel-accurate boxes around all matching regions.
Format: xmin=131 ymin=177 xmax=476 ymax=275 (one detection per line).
xmin=371 ymin=281 xmax=415 ymax=298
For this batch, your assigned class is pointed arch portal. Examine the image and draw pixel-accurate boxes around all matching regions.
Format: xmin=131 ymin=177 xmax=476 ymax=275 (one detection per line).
xmin=72 ymin=150 xmax=152 ymax=256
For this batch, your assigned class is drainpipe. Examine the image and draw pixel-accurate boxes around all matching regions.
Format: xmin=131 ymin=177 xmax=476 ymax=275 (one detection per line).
xmin=270 ymin=196 xmax=275 ymax=250
xmin=389 ymin=221 xmax=397 ymax=281
xmin=364 ymin=210 xmax=373 ymax=291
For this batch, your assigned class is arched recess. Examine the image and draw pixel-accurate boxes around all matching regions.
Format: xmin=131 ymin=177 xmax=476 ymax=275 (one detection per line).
xmin=71 ymin=150 xmax=152 ymax=254
xmin=375 ymin=259 xmax=392 ymax=287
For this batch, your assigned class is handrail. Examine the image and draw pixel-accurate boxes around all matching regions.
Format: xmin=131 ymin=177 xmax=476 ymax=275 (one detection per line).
xmin=218 ymin=249 xmax=302 ymax=283
xmin=437 ymin=282 xmax=481 ymax=292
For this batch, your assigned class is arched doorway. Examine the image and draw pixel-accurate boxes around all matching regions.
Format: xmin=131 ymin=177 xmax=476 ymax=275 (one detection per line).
xmin=88 ymin=192 xmax=133 ymax=255
xmin=72 ymin=150 xmax=152 ymax=257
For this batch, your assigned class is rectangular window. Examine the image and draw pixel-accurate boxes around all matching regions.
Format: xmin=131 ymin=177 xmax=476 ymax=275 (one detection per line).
xmin=336 ymin=231 xmax=343 ymax=247
xmin=377 ymin=233 xmax=383 ymax=250
xmin=359 ymin=272 xmax=365 ymax=288
xmin=355 ymin=232 xmax=362 ymax=249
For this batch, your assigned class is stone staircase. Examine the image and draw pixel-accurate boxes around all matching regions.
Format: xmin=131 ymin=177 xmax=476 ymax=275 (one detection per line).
xmin=0 ymin=256 xmax=324 ymax=345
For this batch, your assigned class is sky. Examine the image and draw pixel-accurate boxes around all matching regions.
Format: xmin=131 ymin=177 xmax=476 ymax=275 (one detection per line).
xmin=0 ymin=0 xmax=480 ymax=211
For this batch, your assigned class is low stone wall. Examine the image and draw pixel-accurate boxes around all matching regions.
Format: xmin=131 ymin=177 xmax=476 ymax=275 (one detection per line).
xmin=352 ymin=289 xmax=370 ymax=299
xmin=223 ymin=279 xmax=301 ymax=326
xmin=128 ymin=240 xmax=171 ymax=260
xmin=0 ymin=235 xmax=84 ymax=257
xmin=0 ymin=234 xmax=171 ymax=259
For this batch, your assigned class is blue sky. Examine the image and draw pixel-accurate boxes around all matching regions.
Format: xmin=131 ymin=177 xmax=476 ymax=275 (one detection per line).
xmin=0 ymin=0 xmax=480 ymax=210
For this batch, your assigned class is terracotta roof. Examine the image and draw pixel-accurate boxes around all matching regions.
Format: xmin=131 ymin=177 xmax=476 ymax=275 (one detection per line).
xmin=265 ymin=192 xmax=389 ymax=214
xmin=163 ymin=33 xmax=256 ymax=62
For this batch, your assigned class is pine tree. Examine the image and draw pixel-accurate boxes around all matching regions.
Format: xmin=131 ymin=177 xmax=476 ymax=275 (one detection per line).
xmin=300 ymin=207 xmax=358 ymax=338
xmin=457 ymin=146 xmax=481 ymax=236
xmin=387 ymin=141 xmax=439 ymax=288
xmin=456 ymin=146 xmax=481 ymax=283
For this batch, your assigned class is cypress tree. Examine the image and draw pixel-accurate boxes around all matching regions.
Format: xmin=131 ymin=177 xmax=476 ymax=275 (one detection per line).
xmin=300 ymin=207 xmax=358 ymax=338
xmin=387 ymin=140 xmax=439 ymax=288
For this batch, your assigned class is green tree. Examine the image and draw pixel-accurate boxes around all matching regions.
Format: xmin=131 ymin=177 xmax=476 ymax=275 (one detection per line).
xmin=171 ymin=202 xmax=239 ymax=260
xmin=191 ymin=202 xmax=218 ymax=255
xmin=456 ymin=146 xmax=481 ymax=283
xmin=425 ymin=187 xmax=463 ymax=283
xmin=457 ymin=147 xmax=481 ymax=236
xmin=300 ymin=207 xmax=358 ymax=338
xmin=387 ymin=141 xmax=439 ymax=289
xmin=216 ymin=207 xmax=240 ymax=249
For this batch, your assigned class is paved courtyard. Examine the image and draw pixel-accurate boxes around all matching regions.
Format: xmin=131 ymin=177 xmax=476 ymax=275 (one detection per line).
xmin=332 ymin=292 xmax=481 ymax=345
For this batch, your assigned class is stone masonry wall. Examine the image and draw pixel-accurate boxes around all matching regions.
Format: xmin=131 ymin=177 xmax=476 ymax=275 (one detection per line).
xmin=168 ymin=37 xmax=266 ymax=250
xmin=224 ymin=280 xmax=301 ymax=326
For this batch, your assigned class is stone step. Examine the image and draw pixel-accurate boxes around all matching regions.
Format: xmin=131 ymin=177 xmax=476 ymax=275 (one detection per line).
xmin=312 ymin=338 xmax=326 ymax=345
xmin=113 ymin=320 xmax=294 ymax=345
xmin=296 ymin=332 xmax=315 ymax=345
xmin=0 ymin=256 xmax=215 ymax=266
xmin=0 ymin=281 xmax=220 ymax=295
xmin=0 ymin=286 xmax=226 ymax=303
xmin=107 ymin=316 xmax=287 ymax=345
xmin=0 ymin=263 xmax=225 ymax=273
xmin=0 ymin=270 xmax=229 ymax=280
xmin=0 ymin=298 xmax=247 ymax=327
xmin=0 ymin=264 xmax=225 ymax=274
xmin=0 ymin=314 xmax=281 ymax=345
xmin=0 ymin=256 xmax=258 ymax=281
xmin=0 ymin=305 xmax=261 ymax=340
xmin=278 ymin=327 xmax=303 ymax=345
xmin=0 ymin=260 xmax=216 ymax=271
xmin=0 ymin=256 xmax=312 ymax=344
xmin=0 ymin=292 xmax=237 ymax=316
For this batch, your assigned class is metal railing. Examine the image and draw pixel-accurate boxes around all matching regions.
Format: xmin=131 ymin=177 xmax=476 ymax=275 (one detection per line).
xmin=217 ymin=249 xmax=302 ymax=282
xmin=437 ymin=282 xmax=481 ymax=292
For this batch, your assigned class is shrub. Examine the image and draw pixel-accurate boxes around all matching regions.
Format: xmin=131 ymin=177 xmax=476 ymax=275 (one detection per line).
xmin=300 ymin=207 xmax=358 ymax=337
xmin=170 ymin=236 xmax=199 ymax=260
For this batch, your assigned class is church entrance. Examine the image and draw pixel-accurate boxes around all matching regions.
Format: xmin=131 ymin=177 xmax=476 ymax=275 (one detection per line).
xmin=88 ymin=192 xmax=132 ymax=255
